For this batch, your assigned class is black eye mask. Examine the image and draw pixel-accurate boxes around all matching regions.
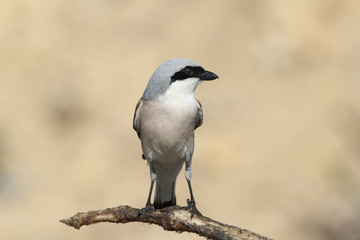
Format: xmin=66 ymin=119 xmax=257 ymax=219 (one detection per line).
xmin=170 ymin=66 xmax=206 ymax=83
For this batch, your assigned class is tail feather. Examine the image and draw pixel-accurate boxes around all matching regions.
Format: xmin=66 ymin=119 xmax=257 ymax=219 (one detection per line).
xmin=154 ymin=181 xmax=176 ymax=209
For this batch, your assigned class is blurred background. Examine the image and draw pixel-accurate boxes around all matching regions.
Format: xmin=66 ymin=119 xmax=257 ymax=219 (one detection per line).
xmin=1 ymin=0 xmax=360 ymax=239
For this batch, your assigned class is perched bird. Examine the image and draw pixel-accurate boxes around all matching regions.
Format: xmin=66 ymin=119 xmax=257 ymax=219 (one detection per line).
xmin=133 ymin=58 xmax=218 ymax=213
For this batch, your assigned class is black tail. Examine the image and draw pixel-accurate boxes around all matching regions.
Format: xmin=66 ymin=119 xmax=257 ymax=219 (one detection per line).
xmin=154 ymin=181 xmax=176 ymax=209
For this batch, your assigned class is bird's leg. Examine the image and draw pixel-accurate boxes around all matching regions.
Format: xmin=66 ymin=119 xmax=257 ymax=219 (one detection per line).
xmin=141 ymin=165 xmax=156 ymax=213
xmin=185 ymin=178 xmax=202 ymax=216
xmin=145 ymin=179 xmax=155 ymax=210
xmin=183 ymin=160 xmax=202 ymax=216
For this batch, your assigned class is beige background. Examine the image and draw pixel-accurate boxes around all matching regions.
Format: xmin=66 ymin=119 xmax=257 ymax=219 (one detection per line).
xmin=1 ymin=0 xmax=360 ymax=239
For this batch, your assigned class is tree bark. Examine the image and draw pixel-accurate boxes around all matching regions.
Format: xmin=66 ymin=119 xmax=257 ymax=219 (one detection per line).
xmin=60 ymin=205 xmax=272 ymax=240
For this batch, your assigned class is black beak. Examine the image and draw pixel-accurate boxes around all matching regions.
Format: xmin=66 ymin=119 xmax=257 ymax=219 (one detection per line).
xmin=199 ymin=70 xmax=218 ymax=81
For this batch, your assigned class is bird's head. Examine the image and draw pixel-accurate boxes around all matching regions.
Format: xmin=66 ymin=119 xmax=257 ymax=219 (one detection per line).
xmin=142 ymin=58 xmax=218 ymax=101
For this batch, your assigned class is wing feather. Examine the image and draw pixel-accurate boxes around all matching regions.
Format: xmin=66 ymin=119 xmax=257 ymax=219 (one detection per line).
xmin=195 ymin=99 xmax=203 ymax=129
xmin=133 ymin=99 xmax=142 ymax=138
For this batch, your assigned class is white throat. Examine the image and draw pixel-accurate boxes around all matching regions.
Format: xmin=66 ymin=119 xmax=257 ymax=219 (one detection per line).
xmin=163 ymin=78 xmax=200 ymax=100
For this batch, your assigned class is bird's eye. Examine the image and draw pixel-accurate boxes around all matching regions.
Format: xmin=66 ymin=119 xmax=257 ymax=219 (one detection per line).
xmin=183 ymin=67 xmax=193 ymax=76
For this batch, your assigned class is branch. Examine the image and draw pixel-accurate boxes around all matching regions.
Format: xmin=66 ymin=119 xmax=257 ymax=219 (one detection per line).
xmin=60 ymin=205 xmax=272 ymax=240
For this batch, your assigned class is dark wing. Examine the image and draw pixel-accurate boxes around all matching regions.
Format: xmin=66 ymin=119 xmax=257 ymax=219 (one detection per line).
xmin=133 ymin=99 xmax=142 ymax=138
xmin=195 ymin=99 xmax=203 ymax=129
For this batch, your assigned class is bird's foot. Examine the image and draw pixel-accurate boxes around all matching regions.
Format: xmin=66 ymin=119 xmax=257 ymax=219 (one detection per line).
xmin=183 ymin=199 xmax=202 ymax=217
xmin=145 ymin=202 xmax=155 ymax=210
xmin=139 ymin=202 xmax=155 ymax=216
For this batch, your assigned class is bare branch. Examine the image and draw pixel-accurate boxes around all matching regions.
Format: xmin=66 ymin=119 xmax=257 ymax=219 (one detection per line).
xmin=60 ymin=205 xmax=272 ymax=240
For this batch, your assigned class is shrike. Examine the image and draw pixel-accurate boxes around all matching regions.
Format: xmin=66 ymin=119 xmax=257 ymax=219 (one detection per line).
xmin=133 ymin=58 xmax=218 ymax=213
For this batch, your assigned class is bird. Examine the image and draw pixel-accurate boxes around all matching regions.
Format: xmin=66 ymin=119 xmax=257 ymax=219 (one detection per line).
xmin=133 ymin=58 xmax=218 ymax=214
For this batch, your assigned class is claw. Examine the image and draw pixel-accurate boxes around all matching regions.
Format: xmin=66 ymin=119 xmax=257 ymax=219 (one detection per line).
xmin=183 ymin=198 xmax=202 ymax=217
xmin=139 ymin=202 xmax=155 ymax=216
xmin=146 ymin=202 xmax=155 ymax=210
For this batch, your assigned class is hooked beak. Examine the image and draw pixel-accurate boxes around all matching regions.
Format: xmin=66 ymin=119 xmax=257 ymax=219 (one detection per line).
xmin=199 ymin=70 xmax=219 ymax=81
